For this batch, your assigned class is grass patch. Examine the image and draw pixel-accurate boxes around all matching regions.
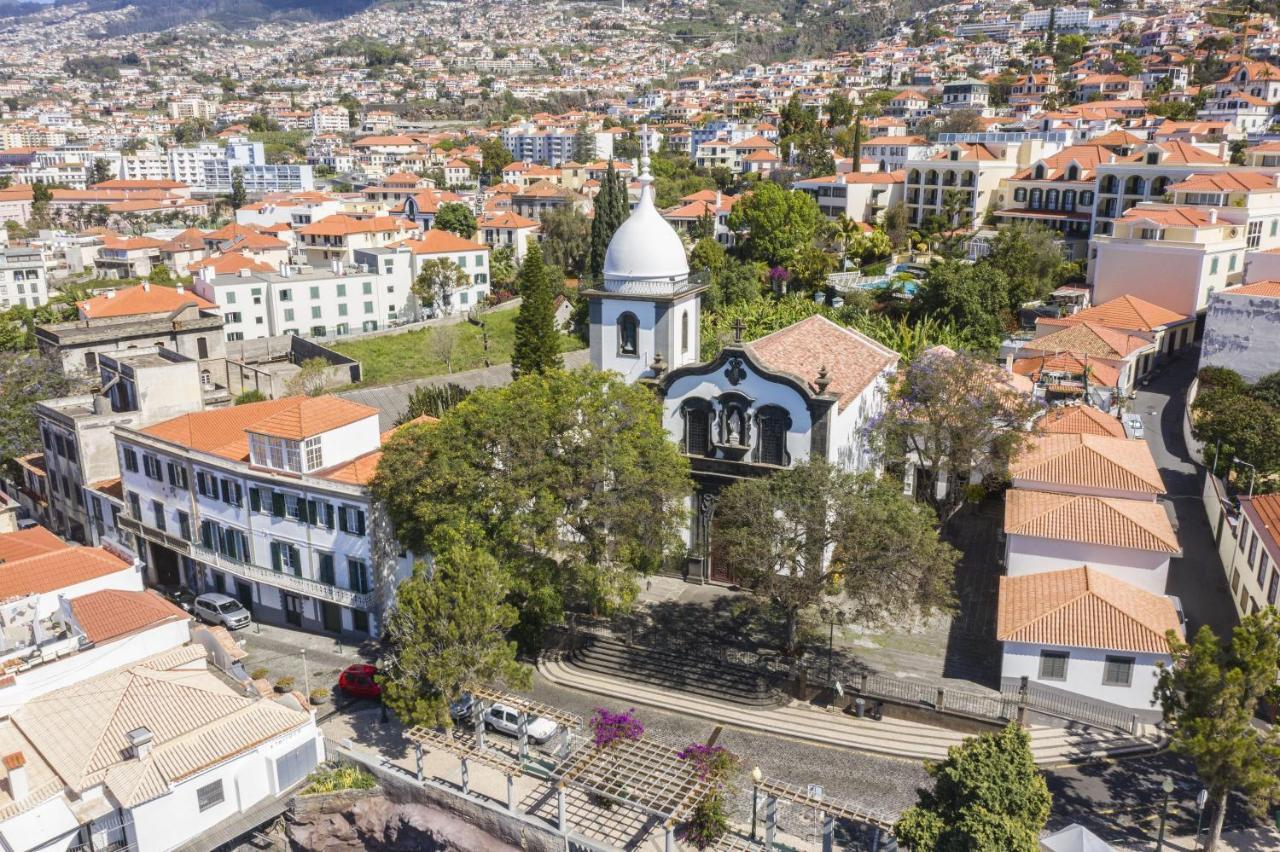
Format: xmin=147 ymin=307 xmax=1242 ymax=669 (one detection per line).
xmin=330 ymin=306 xmax=583 ymax=387
xmin=301 ymin=763 xmax=377 ymax=795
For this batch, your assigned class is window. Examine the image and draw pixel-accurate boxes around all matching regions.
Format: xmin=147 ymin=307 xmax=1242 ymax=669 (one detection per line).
xmin=1038 ymin=650 xmax=1068 ymax=681
xmin=338 ymin=506 xmax=366 ymax=536
xmin=348 ymin=558 xmax=369 ymax=594
xmin=309 ymin=286 xmax=320 ymax=300
xmin=338 ymin=303 xmax=348 ymax=317
xmin=152 ymin=500 xmax=166 ymax=532
xmin=681 ymin=311 xmax=689 ymax=354
xmin=142 ymin=455 xmax=163 ymax=481
xmin=196 ymin=780 xmax=224 ymax=812
xmin=166 ymin=462 xmax=188 ymax=490
xmin=1210 ymin=257 xmax=1220 ymax=275
xmin=1248 ymin=532 xmax=1259 ymax=568
xmin=1013 ymin=187 xmax=1027 ymax=203
xmin=681 ymin=401 xmax=711 ymax=456
xmin=364 ymin=301 xmax=374 ymax=314
xmin=226 ymin=291 xmax=236 ymax=304
xmin=225 ymin=312 xmax=242 ymax=324
xmin=336 ymin=283 xmax=346 ymax=298
xmin=1102 ymin=655 xmax=1134 ymax=687
xmin=318 ymin=552 xmax=336 ymax=585
xmin=353 ymin=608 xmax=369 ymax=633
xmin=178 ymin=510 xmax=191 ymax=542
xmin=1269 ymin=568 xmax=1279 ymax=606
xmin=284 ymin=308 xmax=294 ymax=322
xmin=755 ymin=406 xmax=792 ymax=466
xmin=311 ymin=306 xmax=322 ymax=319
xmin=280 ymin=289 xmax=292 ymax=301
xmin=271 ymin=541 xmax=303 ymax=576
xmin=123 ymin=447 xmax=138 ymax=473
xmin=304 ymin=436 xmax=323 ymax=470
xmin=311 ymin=325 xmax=326 ymax=337
xmin=1229 ymin=254 xmax=1237 ymax=272
xmin=362 ymin=281 xmax=372 ymax=295
xmin=219 ymin=478 xmax=243 ymax=507
xmin=618 ymin=312 xmax=639 ymax=356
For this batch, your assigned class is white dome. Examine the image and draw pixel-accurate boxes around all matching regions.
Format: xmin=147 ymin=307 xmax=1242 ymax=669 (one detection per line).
xmin=603 ymin=183 xmax=689 ymax=284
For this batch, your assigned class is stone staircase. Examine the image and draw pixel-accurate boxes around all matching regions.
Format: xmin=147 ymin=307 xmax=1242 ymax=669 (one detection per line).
xmin=567 ymin=635 xmax=784 ymax=707
xmin=539 ymin=653 xmax=1165 ymax=765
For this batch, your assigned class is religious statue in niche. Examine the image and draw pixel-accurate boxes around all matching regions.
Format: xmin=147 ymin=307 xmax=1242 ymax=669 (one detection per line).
xmin=726 ymin=408 xmax=744 ymax=444
xmin=716 ymin=397 xmax=752 ymax=460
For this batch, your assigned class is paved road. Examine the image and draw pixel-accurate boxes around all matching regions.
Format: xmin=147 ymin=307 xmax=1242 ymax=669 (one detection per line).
xmin=1130 ymin=347 xmax=1238 ymax=639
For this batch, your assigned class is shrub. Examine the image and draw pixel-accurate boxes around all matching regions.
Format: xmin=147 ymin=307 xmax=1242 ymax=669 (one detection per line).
xmin=275 ymin=676 xmax=295 ymax=692
xmin=1197 ymin=366 xmax=1246 ymax=394
xmin=235 ymin=389 xmax=268 ymax=405
xmin=249 ymin=667 xmax=269 ymax=681
xmin=310 ymin=687 xmax=330 ymax=703
xmin=301 ymin=763 xmax=377 ymax=795
xmin=589 ymin=707 xmax=644 ymax=749
xmin=683 ymin=792 xmax=730 ymax=849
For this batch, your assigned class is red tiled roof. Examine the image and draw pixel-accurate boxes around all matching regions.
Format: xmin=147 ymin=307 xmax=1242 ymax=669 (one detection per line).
xmin=78 ymin=284 xmax=213 ymax=319
xmin=746 ymin=315 xmax=898 ymax=410
xmin=0 ymin=527 xmax=69 ymax=564
xmin=70 ymin=589 xmax=189 ymax=644
xmin=0 ymin=548 xmax=133 ymax=601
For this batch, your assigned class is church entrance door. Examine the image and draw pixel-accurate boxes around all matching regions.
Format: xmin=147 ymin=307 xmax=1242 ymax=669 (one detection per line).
xmin=708 ymin=512 xmax=736 ymax=584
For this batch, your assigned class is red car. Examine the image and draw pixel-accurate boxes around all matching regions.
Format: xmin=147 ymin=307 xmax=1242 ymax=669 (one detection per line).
xmin=338 ymin=664 xmax=382 ymax=699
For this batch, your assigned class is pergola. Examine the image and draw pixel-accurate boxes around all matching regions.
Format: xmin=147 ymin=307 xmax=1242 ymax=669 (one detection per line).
xmin=754 ymin=776 xmax=897 ymax=852
xmin=404 ymin=725 xmax=525 ymax=810
xmin=467 ymin=687 xmax=583 ymax=760
xmin=550 ymin=734 xmax=718 ymax=852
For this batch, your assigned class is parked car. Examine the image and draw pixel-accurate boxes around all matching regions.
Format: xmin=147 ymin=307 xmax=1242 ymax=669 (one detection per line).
xmin=483 ymin=702 xmax=557 ymax=744
xmin=1126 ymin=415 xmax=1144 ymax=439
xmin=449 ymin=692 xmax=475 ymax=724
xmin=192 ymin=593 xmax=251 ymax=629
xmin=338 ymin=664 xmax=382 ymax=699
xmin=1169 ymin=595 xmax=1187 ymax=632
xmin=160 ymin=586 xmax=197 ymax=613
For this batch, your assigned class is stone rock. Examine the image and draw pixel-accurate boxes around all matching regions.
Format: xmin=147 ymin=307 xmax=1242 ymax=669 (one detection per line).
xmin=288 ymin=794 xmax=520 ymax=852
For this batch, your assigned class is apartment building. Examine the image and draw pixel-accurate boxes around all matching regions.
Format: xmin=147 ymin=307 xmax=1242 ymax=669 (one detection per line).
xmin=792 ymin=172 xmax=904 ymax=223
xmin=113 ymin=396 xmax=413 ymax=637
xmin=904 ymin=142 xmax=1037 ymax=230
xmin=193 ymin=254 xmax=413 ymax=342
xmin=1089 ymin=140 xmax=1228 ymax=237
xmin=1167 ymin=170 xmax=1280 ymax=255
xmin=1090 ymin=204 xmax=1249 ymax=316
xmin=860 ymin=137 xmax=938 ymax=172
xmin=939 ymin=78 xmax=990 ymax=115
xmin=387 ymin=229 xmax=493 ymax=312
xmin=296 ymin=214 xmax=416 ymax=266
xmin=477 ymin=210 xmax=538 ymax=260
xmin=36 ymin=349 xmax=207 ymax=543
xmin=0 ymin=247 xmax=48 ymax=309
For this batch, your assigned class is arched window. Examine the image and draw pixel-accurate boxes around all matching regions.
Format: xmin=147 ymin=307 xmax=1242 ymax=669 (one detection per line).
xmin=618 ymin=312 xmax=639 ymax=356
xmin=1014 ymin=187 xmax=1028 ymax=203
xmin=908 ymin=169 xmax=921 ymax=184
xmin=754 ymin=405 xmax=792 ymax=467
xmin=1033 ymin=164 xmax=1046 ymax=180
xmin=681 ymin=400 xmax=712 ymax=456
xmin=942 ymin=171 xmax=957 ymax=186
xmin=680 ymin=311 xmax=689 ymax=354
xmin=1151 ymin=176 xmax=1170 ymax=196
xmin=1124 ymin=175 xmax=1145 ymax=195
xmin=1066 ymin=165 xmax=1080 ymax=181
xmin=961 ymin=172 xmax=975 ymax=187
xmin=1100 ymin=175 xmax=1118 ymax=194
xmin=925 ymin=169 xmax=938 ymax=185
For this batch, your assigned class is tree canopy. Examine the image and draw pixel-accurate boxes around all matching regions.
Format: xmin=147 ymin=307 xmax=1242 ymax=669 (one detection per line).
xmin=895 ymin=723 xmax=1052 ymax=852
xmin=372 ymin=368 xmax=691 ymax=643
xmin=434 ymin=202 xmax=477 ymax=238
xmin=511 ymin=242 xmax=563 ymax=378
xmin=911 ymin=261 xmax=1011 ymax=352
xmin=537 ymin=205 xmax=591 ymax=278
xmin=726 ymin=182 xmax=822 ymax=270
xmin=713 ymin=459 xmax=956 ymax=652
xmin=411 ymin=258 xmax=469 ymax=315
xmin=0 ymin=350 xmax=74 ymax=463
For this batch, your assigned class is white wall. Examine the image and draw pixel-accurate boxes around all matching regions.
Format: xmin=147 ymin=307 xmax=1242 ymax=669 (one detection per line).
xmin=662 ymin=367 xmax=815 ymax=465
xmin=0 ymin=795 xmax=80 ymax=852
xmin=828 ymin=377 xmax=889 ymax=473
xmin=1200 ymin=290 xmax=1280 ymax=383
xmin=1091 ymin=239 xmax=1245 ymax=316
xmin=35 ymin=563 xmax=144 ymax=619
xmin=129 ymin=721 xmax=321 ymax=852
xmin=1004 ymin=534 xmax=1171 ymax=595
xmin=1001 ymin=641 xmax=1168 ymax=710
xmin=597 ymin=298 xmax=658 ymax=383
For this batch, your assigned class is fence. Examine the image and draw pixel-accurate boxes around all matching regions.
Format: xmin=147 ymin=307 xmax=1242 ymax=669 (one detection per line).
xmin=1001 ymin=681 xmax=1140 ymax=735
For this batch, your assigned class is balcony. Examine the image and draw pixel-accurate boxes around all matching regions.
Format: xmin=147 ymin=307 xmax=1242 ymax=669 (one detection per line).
xmin=189 ymin=543 xmax=370 ymax=610
xmin=118 ymin=515 xmax=191 ymax=555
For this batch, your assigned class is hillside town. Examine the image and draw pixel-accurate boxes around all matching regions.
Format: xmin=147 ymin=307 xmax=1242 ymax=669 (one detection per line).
xmin=0 ymin=0 xmax=1277 ymax=849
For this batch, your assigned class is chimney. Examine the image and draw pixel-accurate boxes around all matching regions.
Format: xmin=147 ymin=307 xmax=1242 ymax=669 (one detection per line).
xmin=330 ymin=259 xmax=341 ymax=275
xmin=3 ymin=752 xmax=27 ymax=801
xmin=175 ymin=284 xmax=184 ymax=294
xmin=126 ymin=727 xmax=153 ymax=761
xmin=200 ymin=265 xmax=214 ymax=283
xmin=105 ymin=289 xmax=116 ymax=299
xmin=238 ymin=267 xmax=251 ymax=278
xmin=1209 ymin=208 xmax=1218 ymax=224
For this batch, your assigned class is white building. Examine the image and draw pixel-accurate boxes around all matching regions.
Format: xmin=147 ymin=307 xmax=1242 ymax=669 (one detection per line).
xmin=0 ymin=645 xmax=321 ymax=852
xmin=1021 ymin=6 xmax=1093 ymax=29
xmin=586 ymin=149 xmax=898 ymax=583
xmin=386 ymin=229 xmax=492 ymax=314
xmin=997 ymin=566 xmax=1180 ymax=710
xmin=114 ymin=395 xmax=412 ymax=637
xmin=0 ymin=247 xmax=48 ymax=309
xmin=1200 ymin=280 xmax=1280 ymax=383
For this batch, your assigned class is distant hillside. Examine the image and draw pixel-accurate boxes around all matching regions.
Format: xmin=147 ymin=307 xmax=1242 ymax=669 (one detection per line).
xmin=33 ymin=0 xmax=381 ymax=33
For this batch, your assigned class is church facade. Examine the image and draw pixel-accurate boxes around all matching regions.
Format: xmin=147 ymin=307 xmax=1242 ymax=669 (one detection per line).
xmin=587 ymin=150 xmax=899 ymax=583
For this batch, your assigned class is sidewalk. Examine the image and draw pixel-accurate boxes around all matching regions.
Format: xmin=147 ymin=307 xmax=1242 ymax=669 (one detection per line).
xmin=538 ymin=654 xmax=1164 ymax=766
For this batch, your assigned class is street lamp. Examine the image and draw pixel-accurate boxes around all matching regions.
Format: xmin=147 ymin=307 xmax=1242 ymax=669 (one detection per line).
xmin=750 ymin=766 xmax=763 ymax=840
xmin=1195 ymin=788 xmax=1209 ymax=850
xmin=1234 ymin=458 xmax=1258 ymax=499
xmin=1156 ymin=775 xmax=1175 ymax=851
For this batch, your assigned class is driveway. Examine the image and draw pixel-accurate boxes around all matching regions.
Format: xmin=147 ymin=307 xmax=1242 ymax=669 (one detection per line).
xmin=1130 ymin=348 xmax=1238 ymax=640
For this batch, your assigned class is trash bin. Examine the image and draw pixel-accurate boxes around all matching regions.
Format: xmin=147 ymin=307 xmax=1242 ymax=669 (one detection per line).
xmin=854 ymin=697 xmax=865 ymax=718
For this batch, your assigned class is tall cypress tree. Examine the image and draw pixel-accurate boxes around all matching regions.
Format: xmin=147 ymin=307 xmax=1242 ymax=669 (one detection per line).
xmin=511 ymin=243 xmax=563 ymax=378
xmin=589 ymin=162 xmax=627 ymax=280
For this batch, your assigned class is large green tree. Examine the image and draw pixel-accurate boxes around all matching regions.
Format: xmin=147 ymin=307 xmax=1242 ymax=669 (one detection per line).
xmin=511 ymin=242 xmax=562 ymax=378
xmin=726 ymin=182 xmax=822 ymax=269
xmin=434 ymin=203 xmax=477 ymax=239
xmin=876 ymin=348 xmax=1041 ymax=525
xmin=1156 ymin=611 xmax=1280 ymax=851
xmin=411 ymin=258 xmax=469 ymax=315
xmin=228 ymin=166 xmax=247 ymax=211
xmin=373 ymin=369 xmax=690 ymax=639
xmin=378 ymin=545 xmax=529 ymax=727
xmin=538 ymin=206 xmax=591 ymax=278
xmin=588 ymin=162 xmax=625 ymax=279
xmin=981 ymin=223 xmax=1063 ymax=312
xmin=478 ymin=137 xmax=513 ymax=181
xmin=895 ymin=723 xmax=1052 ymax=851
xmin=912 ymin=261 xmax=1010 ymax=352
xmin=0 ymin=350 xmax=74 ymax=463
xmin=713 ymin=459 xmax=956 ymax=653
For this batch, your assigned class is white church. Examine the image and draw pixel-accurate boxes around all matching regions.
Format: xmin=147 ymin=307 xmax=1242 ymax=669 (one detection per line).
xmin=585 ymin=149 xmax=900 ymax=583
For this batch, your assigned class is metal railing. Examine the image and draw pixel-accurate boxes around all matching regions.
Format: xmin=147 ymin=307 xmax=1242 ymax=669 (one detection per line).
xmin=188 ymin=543 xmax=370 ymax=610
xmin=1003 ymin=680 xmax=1140 ymax=735
xmin=118 ymin=515 xmax=192 ymax=555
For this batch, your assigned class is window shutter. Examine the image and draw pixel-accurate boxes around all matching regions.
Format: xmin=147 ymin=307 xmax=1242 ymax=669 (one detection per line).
xmin=233 ymin=482 xmax=243 ymax=507
xmin=355 ymin=509 xmax=366 ymax=536
xmin=219 ymin=479 xmax=231 ymax=504
xmin=289 ymin=546 xmax=301 ymax=576
xmin=270 ymin=542 xmax=282 ymax=571
xmin=166 ymin=463 xmax=177 ymax=487
xmin=338 ymin=507 xmax=349 ymax=533
xmin=272 ymin=491 xmax=285 ymax=517
xmin=196 ymin=471 xmax=208 ymax=497
xmin=307 ymin=499 xmax=318 ymax=525
xmin=249 ymin=488 xmax=261 ymax=512
xmin=324 ymin=503 xmax=334 ymax=529
xmin=200 ymin=521 xmax=213 ymax=549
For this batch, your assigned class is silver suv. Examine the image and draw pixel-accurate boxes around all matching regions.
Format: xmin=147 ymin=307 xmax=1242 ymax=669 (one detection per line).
xmin=193 ymin=593 xmax=251 ymax=630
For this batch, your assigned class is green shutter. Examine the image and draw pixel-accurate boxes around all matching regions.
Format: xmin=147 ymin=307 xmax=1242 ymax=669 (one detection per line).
xmin=290 ymin=546 xmax=301 ymax=577
xmin=249 ymin=488 xmax=261 ymax=512
xmin=307 ymin=499 xmax=318 ymax=525
xmin=355 ymin=510 xmax=366 ymax=536
xmin=271 ymin=491 xmax=285 ymax=517
xmin=324 ymin=503 xmax=334 ymax=529
xmin=338 ymin=507 xmax=349 ymax=533
xmin=270 ymin=541 xmax=282 ymax=571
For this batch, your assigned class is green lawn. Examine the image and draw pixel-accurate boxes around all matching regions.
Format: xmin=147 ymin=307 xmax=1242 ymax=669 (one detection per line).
xmin=330 ymin=306 xmax=583 ymax=387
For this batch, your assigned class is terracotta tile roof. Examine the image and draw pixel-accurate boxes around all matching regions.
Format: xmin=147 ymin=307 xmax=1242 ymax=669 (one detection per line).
xmin=1088 ymin=129 xmax=1146 ymax=148
xmin=1012 ymin=433 xmax=1165 ymax=496
xmin=997 ymin=566 xmax=1181 ymax=654
xmin=1152 ymin=140 xmax=1227 ymax=165
xmin=187 ymin=252 xmax=274 ymax=276
xmin=1011 ymin=144 xmax=1124 ymax=181
xmin=11 ymin=647 xmax=310 ymax=807
xmin=1011 ymin=352 xmax=1120 ymax=387
xmin=100 ymin=235 xmax=166 ymax=251
xmin=0 ymin=527 xmax=69 ymax=563
xmin=1005 ymin=489 xmax=1180 ymax=553
xmin=158 ymin=228 xmax=208 ymax=252
xmin=746 ymin=315 xmax=899 ymax=410
xmin=478 ymin=211 xmax=538 ymax=229
xmin=203 ymin=222 xmax=262 ymax=242
xmin=1040 ymin=295 xmax=1189 ymax=334
xmin=1118 ymin=205 xmax=1220 ymax=228
xmin=389 ymin=229 xmax=488 ymax=254
xmin=0 ymin=547 xmax=133 ymax=602
xmin=1036 ymin=404 xmax=1127 ymax=438
xmin=316 ymin=450 xmax=383 ymax=485
xmin=1170 ymin=170 xmax=1279 ymax=192
xmin=298 ymin=214 xmax=409 ymax=237
xmin=79 ymin=280 xmax=213 ymax=317
xmin=1026 ymin=322 xmax=1151 ymax=359
xmin=1242 ymin=493 xmax=1280 ymax=549
xmin=1218 ymin=280 xmax=1280 ymax=298
xmin=141 ymin=396 xmax=377 ymax=460
xmin=69 ymin=589 xmax=190 ymax=644
xmin=91 ymin=179 xmax=185 ymax=190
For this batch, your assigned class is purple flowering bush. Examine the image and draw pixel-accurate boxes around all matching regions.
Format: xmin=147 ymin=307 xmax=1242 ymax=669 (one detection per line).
xmin=678 ymin=743 xmax=742 ymax=849
xmin=589 ymin=707 xmax=644 ymax=750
